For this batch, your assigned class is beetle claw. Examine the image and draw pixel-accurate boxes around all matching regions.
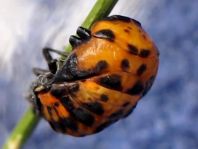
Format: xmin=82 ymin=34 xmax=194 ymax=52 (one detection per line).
xmin=69 ymin=27 xmax=91 ymax=48
xmin=69 ymin=35 xmax=83 ymax=48
xmin=77 ymin=27 xmax=91 ymax=40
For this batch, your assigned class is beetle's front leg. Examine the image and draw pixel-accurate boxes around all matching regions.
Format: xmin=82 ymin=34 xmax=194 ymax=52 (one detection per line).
xmin=42 ymin=47 xmax=68 ymax=74
xmin=69 ymin=27 xmax=91 ymax=48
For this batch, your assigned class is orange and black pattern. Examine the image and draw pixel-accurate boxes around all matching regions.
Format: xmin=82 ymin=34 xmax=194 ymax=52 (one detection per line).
xmin=32 ymin=15 xmax=159 ymax=136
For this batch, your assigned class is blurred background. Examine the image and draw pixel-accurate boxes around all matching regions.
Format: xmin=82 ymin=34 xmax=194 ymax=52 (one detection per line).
xmin=0 ymin=0 xmax=198 ymax=148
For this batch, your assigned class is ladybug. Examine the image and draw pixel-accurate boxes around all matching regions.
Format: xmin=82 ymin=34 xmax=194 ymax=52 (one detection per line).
xmin=29 ymin=15 xmax=159 ymax=137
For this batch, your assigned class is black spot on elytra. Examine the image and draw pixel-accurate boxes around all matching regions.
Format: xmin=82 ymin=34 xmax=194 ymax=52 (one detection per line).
xmin=59 ymin=117 xmax=78 ymax=131
xmin=82 ymin=102 xmax=104 ymax=115
xmin=103 ymin=15 xmax=141 ymax=28
xmin=60 ymin=96 xmax=75 ymax=111
xmin=139 ymin=49 xmax=150 ymax=58
xmin=53 ymin=107 xmax=60 ymax=117
xmin=51 ymin=86 xmax=66 ymax=98
xmin=54 ymin=102 xmax=60 ymax=107
xmin=137 ymin=64 xmax=147 ymax=76
xmin=49 ymin=121 xmax=64 ymax=132
xmin=142 ymin=75 xmax=155 ymax=97
xmin=128 ymin=44 xmax=138 ymax=55
xmin=121 ymin=59 xmax=130 ymax=71
xmin=94 ymin=29 xmax=115 ymax=42
xmin=95 ymin=60 xmax=108 ymax=73
xmin=59 ymin=96 xmax=95 ymax=126
xmin=49 ymin=116 xmax=78 ymax=133
xmin=122 ymin=102 xmax=130 ymax=107
xmin=138 ymin=29 xmax=142 ymax=33
xmin=124 ymin=29 xmax=130 ymax=33
xmin=109 ymin=109 xmax=124 ymax=122
xmin=100 ymin=94 xmax=109 ymax=102
xmin=47 ymin=106 xmax=52 ymax=115
xmin=127 ymin=26 xmax=132 ymax=30
xmin=98 ymin=74 xmax=122 ymax=91
xmin=142 ymin=34 xmax=147 ymax=40
xmin=95 ymin=121 xmax=111 ymax=133
xmin=126 ymin=81 xmax=144 ymax=95
xmin=73 ymin=108 xmax=95 ymax=126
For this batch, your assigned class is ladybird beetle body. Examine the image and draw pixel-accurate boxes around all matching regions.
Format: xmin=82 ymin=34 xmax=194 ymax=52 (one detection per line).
xmin=30 ymin=15 xmax=159 ymax=136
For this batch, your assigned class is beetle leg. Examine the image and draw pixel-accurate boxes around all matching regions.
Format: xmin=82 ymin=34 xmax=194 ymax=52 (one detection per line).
xmin=69 ymin=27 xmax=91 ymax=48
xmin=76 ymin=27 xmax=91 ymax=40
xmin=51 ymin=82 xmax=79 ymax=96
xmin=42 ymin=47 xmax=69 ymax=74
xmin=69 ymin=35 xmax=83 ymax=48
xmin=32 ymin=68 xmax=49 ymax=76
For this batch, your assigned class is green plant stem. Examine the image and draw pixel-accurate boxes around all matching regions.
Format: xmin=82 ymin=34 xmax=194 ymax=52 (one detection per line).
xmin=2 ymin=0 xmax=118 ymax=149
xmin=2 ymin=108 xmax=40 ymax=149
